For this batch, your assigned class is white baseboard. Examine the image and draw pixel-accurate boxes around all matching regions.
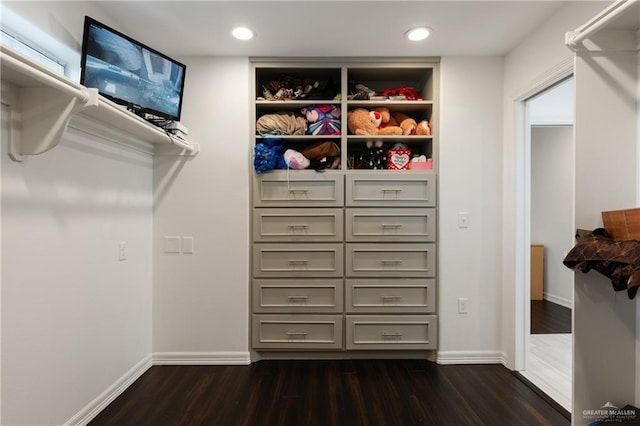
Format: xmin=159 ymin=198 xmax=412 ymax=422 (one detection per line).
xmin=65 ymin=354 xmax=153 ymax=426
xmin=436 ymin=350 xmax=506 ymax=365
xmin=543 ymin=292 xmax=572 ymax=309
xmin=153 ymin=351 xmax=251 ymax=365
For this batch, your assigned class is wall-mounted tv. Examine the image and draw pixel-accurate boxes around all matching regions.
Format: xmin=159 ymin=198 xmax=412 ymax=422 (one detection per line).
xmin=80 ymin=16 xmax=186 ymax=122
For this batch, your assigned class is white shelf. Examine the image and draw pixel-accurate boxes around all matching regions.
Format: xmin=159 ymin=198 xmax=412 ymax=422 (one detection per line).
xmin=0 ymin=43 xmax=199 ymax=160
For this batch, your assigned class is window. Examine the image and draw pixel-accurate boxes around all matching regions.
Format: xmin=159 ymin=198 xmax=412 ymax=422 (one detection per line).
xmin=1 ymin=29 xmax=65 ymax=75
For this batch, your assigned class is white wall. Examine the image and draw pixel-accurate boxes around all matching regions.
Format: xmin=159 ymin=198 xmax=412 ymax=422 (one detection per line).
xmin=501 ymin=0 xmax=609 ymax=370
xmin=152 ymin=56 xmax=251 ymax=362
xmin=573 ymin=47 xmax=637 ymax=424
xmin=437 ymin=57 xmax=504 ymax=363
xmin=1 ymin=119 xmax=153 ymax=425
xmin=528 ymin=78 xmax=574 ymax=126
xmin=1 ymin=3 xmax=154 ymax=425
xmin=531 ymin=125 xmax=574 ymax=306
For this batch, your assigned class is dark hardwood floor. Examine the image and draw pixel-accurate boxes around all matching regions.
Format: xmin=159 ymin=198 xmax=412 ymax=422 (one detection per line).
xmin=90 ymin=359 xmax=569 ymax=426
xmin=531 ymin=300 xmax=571 ymax=334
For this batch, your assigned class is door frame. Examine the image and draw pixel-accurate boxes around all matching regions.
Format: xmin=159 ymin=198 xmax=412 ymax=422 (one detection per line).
xmin=513 ymin=60 xmax=573 ymax=371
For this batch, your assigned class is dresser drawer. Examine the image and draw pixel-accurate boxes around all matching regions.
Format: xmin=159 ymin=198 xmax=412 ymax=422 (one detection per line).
xmin=253 ymin=278 xmax=344 ymax=313
xmin=346 ymin=174 xmax=436 ymax=207
xmin=346 ymin=315 xmax=437 ymax=350
xmin=345 ymin=208 xmax=436 ymax=242
xmin=253 ymin=208 xmax=344 ymax=242
xmin=345 ymin=278 xmax=436 ymax=314
xmin=253 ymin=173 xmax=344 ymax=207
xmin=345 ymin=243 xmax=436 ymax=277
xmin=252 ymin=314 xmax=343 ymax=349
xmin=253 ymin=243 xmax=344 ymax=277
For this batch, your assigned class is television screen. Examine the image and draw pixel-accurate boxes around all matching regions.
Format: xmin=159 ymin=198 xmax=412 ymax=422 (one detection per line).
xmin=80 ymin=16 xmax=186 ymax=121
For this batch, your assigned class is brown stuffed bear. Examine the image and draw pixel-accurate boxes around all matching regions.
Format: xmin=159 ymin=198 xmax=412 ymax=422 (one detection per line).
xmin=347 ymin=108 xmax=403 ymax=136
xmin=385 ymin=111 xmax=432 ymax=136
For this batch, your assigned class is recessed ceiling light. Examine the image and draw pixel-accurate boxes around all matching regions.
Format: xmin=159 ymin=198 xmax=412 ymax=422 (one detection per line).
xmin=405 ymin=27 xmax=431 ymax=41
xmin=232 ymin=27 xmax=254 ymax=41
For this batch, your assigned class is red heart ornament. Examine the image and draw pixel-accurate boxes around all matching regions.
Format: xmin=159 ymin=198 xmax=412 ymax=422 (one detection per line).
xmin=387 ymin=149 xmax=411 ymax=170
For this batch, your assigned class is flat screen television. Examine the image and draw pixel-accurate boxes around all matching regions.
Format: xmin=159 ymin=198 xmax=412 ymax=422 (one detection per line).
xmin=80 ymin=16 xmax=186 ymax=122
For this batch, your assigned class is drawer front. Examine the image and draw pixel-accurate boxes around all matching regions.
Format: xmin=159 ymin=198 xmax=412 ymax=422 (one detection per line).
xmin=253 ymin=243 xmax=344 ymax=277
xmin=345 ymin=279 xmax=436 ymax=314
xmin=345 ymin=243 xmax=436 ymax=277
xmin=346 ymin=315 xmax=437 ymax=350
xmin=253 ymin=208 xmax=344 ymax=242
xmin=252 ymin=314 xmax=343 ymax=349
xmin=345 ymin=208 xmax=436 ymax=242
xmin=253 ymin=278 xmax=344 ymax=313
xmin=254 ymin=173 xmax=344 ymax=207
xmin=346 ymin=174 xmax=436 ymax=207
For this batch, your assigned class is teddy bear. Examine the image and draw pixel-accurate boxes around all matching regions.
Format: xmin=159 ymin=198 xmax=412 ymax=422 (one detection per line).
xmin=385 ymin=111 xmax=432 ymax=136
xmin=347 ymin=108 xmax=403 ymax=136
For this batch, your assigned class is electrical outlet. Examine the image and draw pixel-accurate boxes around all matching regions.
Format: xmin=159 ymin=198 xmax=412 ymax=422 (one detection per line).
xmin=458 ymin=298 xmax=469 ymax=314
xmin=458 ymin=212 xmax=470 ymax=228
xmin=118 ymin=241 xmax=127 ymax=261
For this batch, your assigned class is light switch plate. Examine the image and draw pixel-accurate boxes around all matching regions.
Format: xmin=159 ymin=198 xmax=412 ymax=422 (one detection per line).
xmin=164 ymin=236 xmax=181 ymax=253
xmin=182 ymin=237 xmax=194 ymax=254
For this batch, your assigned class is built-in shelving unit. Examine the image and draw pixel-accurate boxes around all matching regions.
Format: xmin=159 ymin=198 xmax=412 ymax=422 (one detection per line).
xmin=0 ymin=43 xmax=199 ymax=161
xmin=250 ymin=58 xmax=440 ymax=357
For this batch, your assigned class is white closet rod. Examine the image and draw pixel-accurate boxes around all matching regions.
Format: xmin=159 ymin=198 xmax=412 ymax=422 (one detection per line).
xmin=0 ymin=51 xmax=91 ymax=103
xmin=565 ymin=0 xmax=638 ymax=50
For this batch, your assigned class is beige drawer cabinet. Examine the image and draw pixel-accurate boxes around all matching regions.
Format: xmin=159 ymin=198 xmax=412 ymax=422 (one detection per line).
xmin=345 ymin=207 xmax=436 ymax=242
xmin=345 ymin=278 xmax=436 ymax=314
xmin=345 ymin=243 xmax=436 ymax=277
xmin=345 ymin=315 xmax=437 ymax=350
xmin=253 ymin=172 xmax=344 ymax=207
xmin=346 ymin=174 xmax=436 ymax=207
xmin=253 ymin=278 xmax=344 ymax=314
xmin=253 ymin=314 xmax=343 ymax=350
xmin=253 ymin=208 xmax=344 ymax=242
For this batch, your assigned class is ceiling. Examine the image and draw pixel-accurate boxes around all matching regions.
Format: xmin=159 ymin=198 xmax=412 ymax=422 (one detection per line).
xmin=94 ymin=1 xmax=587 ymax=58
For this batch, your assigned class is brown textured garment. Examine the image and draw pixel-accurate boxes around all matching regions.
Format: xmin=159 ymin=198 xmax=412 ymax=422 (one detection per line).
xmin=563 ymin=228 xmax=640 ymax=299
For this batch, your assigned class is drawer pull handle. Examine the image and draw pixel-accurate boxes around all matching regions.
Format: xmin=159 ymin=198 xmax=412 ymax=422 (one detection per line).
xmin=381 ymin=224 xmax=402 ymax=229
xmin=381 ymin=188 xmax=403 ymax=193
xmin=288 ymin=188 xmax=309 ymax=193
xmin=287 ymin=295 xmax=309 ymax=302
xmin=380 ymin=295 xmax=403 ymax=302
xmin=381 ymin=259 xmax=402 ymax=265
xmin=288 ymin=259 xmax=309 ymax=264
xmin=287 ymin=224 xmax=310 ymax=231
xmin=382 ymin=332 xmax=403 ymax=338
xmin=287 ymin=331 xmax=308 ymax=339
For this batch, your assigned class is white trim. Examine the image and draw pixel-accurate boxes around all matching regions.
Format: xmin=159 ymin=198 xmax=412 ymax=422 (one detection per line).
xmin=544 ymin=292 xmax=572 ymax=309
xmin=64 ymin=355 xmax=153 ymax=426
xmin=512 ymin=58 xmax=574 ymax=373
xmin=153 ymin=351 xmax=252 ymax=365
xmin=436 ymin=350 xmax=506 ymax=365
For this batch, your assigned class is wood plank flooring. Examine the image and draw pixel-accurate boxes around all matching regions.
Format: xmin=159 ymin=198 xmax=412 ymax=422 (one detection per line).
xmin=89 ymin=359 xmax=569 ymax=426
xmin=531 ymin=300 xmax=571 ymax=334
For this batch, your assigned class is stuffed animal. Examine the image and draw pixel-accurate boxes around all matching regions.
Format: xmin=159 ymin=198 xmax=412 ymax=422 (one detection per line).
xmin=355 ymin=140 xmax=387 ymax=169
xmin=301 ymin=104 xmax=341 ymax=135
xmin=416 ymin=120 xmax=432 ymax=135
xmin=347 ymin=108 xmax=403 ymax=136
xmin=385 ymin=111 xmax=432 ymax=136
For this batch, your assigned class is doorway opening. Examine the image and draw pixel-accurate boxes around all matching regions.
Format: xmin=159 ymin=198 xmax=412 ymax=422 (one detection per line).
xmin=519 ymin=77 xmax=574 ymax=413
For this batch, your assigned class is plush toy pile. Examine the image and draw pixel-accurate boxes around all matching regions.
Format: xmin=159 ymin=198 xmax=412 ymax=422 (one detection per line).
xmin=254 ymin=140 xmax=340 ymax=173
xmin=258 ymin=73 xmax=341 ymax=101
xmin=347 ymin=107 xmax=431 ymax=136
xmin=257 ymin=105 xmax=341 ymax=136
xmin=348 ymin=82 xmax=422 ymax=101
